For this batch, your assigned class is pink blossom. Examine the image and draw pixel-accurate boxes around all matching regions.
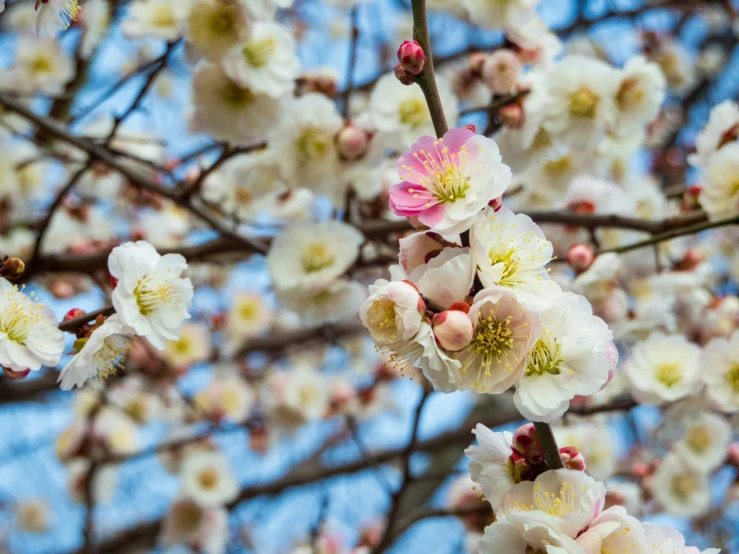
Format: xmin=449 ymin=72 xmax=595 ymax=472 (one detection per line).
xmin=389 ymin=128 xmax=511 ymax=234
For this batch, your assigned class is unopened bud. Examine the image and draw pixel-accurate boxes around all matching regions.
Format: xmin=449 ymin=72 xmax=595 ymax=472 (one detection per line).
xmin=481 ymin=49 xmax=521 ymax=94
xmin=63 ymin=308 xmax=86 ymax=322
xmin=488 ymin=195 xmax=503 ymax=211
xmin=448 ymin=301 xmax=470 ymax=314
xmin=463 ymin=123 xmax=477 ymax=134
xmin=727 ymin=442 xmax=739 ymax=466
xmin=567 ymin=244 xmax=595 ymax=273
xmin=682 ymin=184 xmax=702 ymax=211
xmin=2 ymin=257 xmax=25 ymax=279
xmin=498 ymin=103 xmax=524 ymax=129
xmin=559 ymin=446 xmax=586 ymax=472
xmin=431 ymin=310 xmax=473 ymax=352
xmin=511 ymin=423 xmax=544 ymax=465
xmin=337 ymin=125 xmax=370 ymax=161
xmin=397 ymin=40 xmax=426 ymax=75
xmin=394 ymin=63 xmax=415 ymax=86
xmin=50 ymin=280 xmax=75 ymax=299
xmin=2 ymin=367 xmax=30 ymax=380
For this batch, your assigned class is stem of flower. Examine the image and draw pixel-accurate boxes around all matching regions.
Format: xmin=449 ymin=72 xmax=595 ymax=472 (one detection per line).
xmin=410 ymin=0 xmax=448 ymax=139
xmin=533 ymin=421 xmax=564 ymax=470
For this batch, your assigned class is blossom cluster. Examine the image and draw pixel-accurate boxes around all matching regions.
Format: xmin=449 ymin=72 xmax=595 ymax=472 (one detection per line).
xmin=464 ymin=422 xmax=720 ymax=554
xmin=360 ymin=126 xmax=616 ymax=423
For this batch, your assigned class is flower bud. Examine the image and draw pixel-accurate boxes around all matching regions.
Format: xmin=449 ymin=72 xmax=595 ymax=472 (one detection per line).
xmin=567 ymin=244 xmax=595 ymax=273
xmin=63 ymin=308 xmax=86 ymax=322
xmin=488 ymin=195 xmax=503 ymax=211
xmin=682 ymin=184 xmax=702 ymax=211
xmin=432 ymin=310 xmax=473 ymax=352
xmin=511 ymin=423 xmax=544 ymax=465
xmin=50 ymin=280 xmax=75 ymax=299
xmin=397 ymin=40 xmax=425 ymax=75
xmin=448 ymin=301 xmax=470 ymax=314
xmin=337 ymin=125 xmax=370 ymax=161
xmin=463 ymin=123 xmax=477 ymax=133
xmin=1 ymin=257 xmax=25 ymax=279
xmin=498 ymin=103 xmax=524 ymax=129
xmin=481 ymin=49 xmax=521 ymax=94
xmin=3 ymin=367 xmax=30 ymax=380
xmin=559 ymin=446 xmax=586 ymax=472
xmin=394 ymin=63 xmax=415 ymax=86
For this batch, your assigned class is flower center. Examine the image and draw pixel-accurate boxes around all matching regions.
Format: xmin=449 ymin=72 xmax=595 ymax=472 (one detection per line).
xmin=301 ymin=243 xmax=335 ymax=273
xmin=684 ymin=426 xmax=711 ymax=454
xmin=526 ymin=334 xmax=562 ymax=377
xmin=242 ymin=37 xmax=278 ymax=68
xmin=295 ymin=127 xmax=330 ymax=161
xmin=134 ymin=276 xmax=178 ymax=316
xmin=0 ymin=287 xmax=45 ymax=344
xmin=543 ymin=155 xmax=572 ymax=177
xmin=616 ymin=77 xmax=644 ymax=111
xmin=433 ymin=166 xmax=470 ymax=204
xmin=488 ymin=247 xmax=521 ymax=286
xmin=92 ymin=334 xmax=134 ymax=380
xmin=208 ymin=10 xmax=236 ymax=36
xmin=459 ymin=311 xmax=516 ymax=390
xmin=398 ymin=98 xmax=428 ymax=128
xmin=221 ymin=80 xmax=253 ymax=109
xmin=568 ymin=87 xmax=599 ymax=119
xmin=124 ymin=398 xmax=148 ymax=423
xmin=238 ymin=302 xmax=257 ymax=321
xmin=151 ymin=5 xmax=176 ymax=27
xmin=31 ymin=56 xmax=53 ymax=74
xmin=531 ymin=128 xmax=553 ymax=151
xmin=221 ymin=389 xmax=242 ymax=415
xmin=197 ymin=468 xmax=220 ymax=490
xmin=515 ymin=481 xmax=577 ymax=518
xmin=176 ymin=502 xmax=204 ymax=530
xmin=670 ymin=474 xmax=697 ymax=501
xmin=725 ymin=364 xmax=739 ymax=393
xmin=369 ymin=299 xmax=397 ymax=334
xmin=172 ymin=337 xmax=191 ymax=354
xmin=655 ymin=362 xmax=682 ymax=388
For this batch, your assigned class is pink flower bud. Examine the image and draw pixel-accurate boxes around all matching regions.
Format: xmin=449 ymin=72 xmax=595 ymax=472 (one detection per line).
xmin=3 ymin=367 xmax=30 ymax=380
xmin=64 ymin=308 xmax=86 ymax=322
xmin=394 ymin=63 xmax=415 ymax=86
xmin=488 ymin=195 xmax=503 ymax=211
xmin=397 ymin=40 xmax=426 ymax=75
xmin=567 ymin=244 xmax=595 ymax=273
xmin=431 ymin=310 xmax=473 ymax=352
xmin=511 ymin=423 xmax=544 ymax=465
xmin=337 ymin=125 xmax=369 ymax=161
xmin=463 ymin=123 xmax=477 ymax=134
xmin=481 ymin=49 xmax=521 ymax=94
xmin=682 ymin=185 xmax=702 ymax=211
xmin=559 ymin=446 xmax=586 ymax=472
xmin=498 ymin=103 xmax=524 ymax=129
xmin=448 ymin=301 xmax=471 ymax=313
xmin=727 ymin=442 xmax=739 ymax=466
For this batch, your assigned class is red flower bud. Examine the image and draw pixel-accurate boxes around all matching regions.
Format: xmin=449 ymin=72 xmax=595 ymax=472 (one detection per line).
xmin=567 ymin=244 xmax=595 ymax=273
xmin=394 ymin=63 xmax=415 ymax=86
xmin=397 ymin=40 xmax=426 ymax=75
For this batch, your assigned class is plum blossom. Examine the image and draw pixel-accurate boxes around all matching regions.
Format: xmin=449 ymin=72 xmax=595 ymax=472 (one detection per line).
xmin=359 ymin=279 xmax=425 ymax=347
xmin=688 ymin=100 xmax=739 ymax=168
xmin=109 ymin=241 xmax=193 ymax=351
xmin=624 ymin=332 xmax=702 ymax=405
xmin=500 ymin=469 xmax=606 ymax=539
xmin=58 ymin=315 xmax=136 ymax=390
xmin=405 ymin=246 xmax=476 ymax=310
xmin=389 ymin=127 xmax=511 ymax=234
xmin=464 ymin=424 xmax=516 ymax=509
xmin=651 ymin=453 xmax=711 ymax=517
xmin=35 ymin=0 xmax=80 ymax=36
xmin=266 ymin=221 xmax=363 ymax=291
xmin=471 ymin=206 xmax=560 ymax=303
xmin=514 ymin=292 xmax=615 ymax=423
xmin=701 ymin=329 xmax=739 ymax=412
xmin=451 ymin=286 xmax=541 ymax=394
xmin=0 ymin=278 xmax=64 ymax=373
xmin=698 ymin=142 xmax=739 ymax=220
xmin=180 ymin=451 xmax=238 ymax=508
